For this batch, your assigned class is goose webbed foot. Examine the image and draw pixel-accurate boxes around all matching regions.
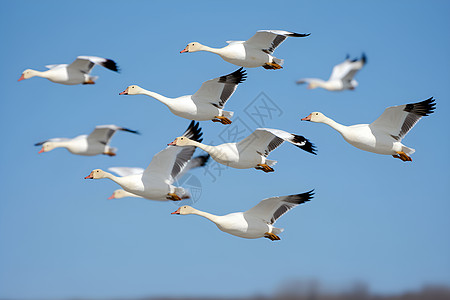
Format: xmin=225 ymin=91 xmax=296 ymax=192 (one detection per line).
xmin=255 ymin=163 xmax=274 ymax=173
xmin=103 ymin=152 xmax=116 ymax=156
xmin=212 ymin=116 xmax=232 ymax=125
xmin=166 ymin=193 xmax=182 ymax=201
xmin=83 ymin=80 xmax=96 ymax=85
xmin=262 ymin=62 xmax=283 ymax=70
xmin=392 ymin=151 xmax=412 ymax=162
xmin=264 ymin=232 xmax=281 ymax=241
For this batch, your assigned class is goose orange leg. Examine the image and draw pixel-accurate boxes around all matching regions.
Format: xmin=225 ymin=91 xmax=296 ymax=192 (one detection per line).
xmin=103 ymin=151 xmax=116 ymax=156
xmin=262 ymin=62 xmax=283 ymax=70
xmin=212 ymin=116 xmax=232 ymax=125
xmin=255 ymin=164 xmax=274 ymax=173
xmin=83 ymin=80 xmax=96 ymax=85
xmin=264 ymin=232 xmax=281 ymax=241
xmin=392 ymin=151 xmax=412 ymax=162
xmin=166 ymin=193 xmax=182 ymax=201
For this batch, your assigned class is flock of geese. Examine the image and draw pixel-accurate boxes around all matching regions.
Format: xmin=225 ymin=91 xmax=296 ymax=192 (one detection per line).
xmin=20 ymin=30 xmax=436 ymax=241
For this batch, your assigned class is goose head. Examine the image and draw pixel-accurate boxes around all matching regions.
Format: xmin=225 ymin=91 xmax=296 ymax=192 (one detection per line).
xmin=171 ymin=205 xmax=196 ymax=215
xmin=119 ymin=85 xmax=145 ymax=95
xmin=84 ymin=169 xmax=108 ymax=179
xmin=108 ymin=189 xmax=128 ymax=199
xmin=38 ymin=142 xmax=58 ymax=153
xmin=18 ymin=69 xmax=39 ymax=81
xmin=301 ymin=112 xmax=327 ymax=123
xmin=167 ymin=136 xmax=194 ymax=147
xmin=180 ymin=42 xmax=203 ymax=53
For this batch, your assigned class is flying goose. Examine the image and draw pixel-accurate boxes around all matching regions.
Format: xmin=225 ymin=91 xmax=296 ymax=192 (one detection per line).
xmin=301 ymin=97 xmax=435 ymax=161
xmin=180 ymin=30 xmax=310 ymax=70
xmin=18 ymin=56 xmax=119 ymax=85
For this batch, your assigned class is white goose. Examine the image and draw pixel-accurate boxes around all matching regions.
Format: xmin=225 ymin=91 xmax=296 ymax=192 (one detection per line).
xmin=107 ymin=154 xmax=210 ymax=199
xmin=18 ymin=56 xmax=119 ymax=85
xmin=119 ymin=68 xmax=246 ymax=125
xmin=172 ymin=190 xmax=314 ymax=241
xmin=35 ymin=125 xmax=139 ymax=156
xmin=180 ymin=30 xmax=310 ymax=70
xmin=297 ymin=53 xmax=367 ymax=91
xmin=301 ymin=97 xmax=436 ymax=161
xmin=169 ymin=128 xmax=316 ymax=172
xmin=84 ymin=121 xmax=204 ymax=201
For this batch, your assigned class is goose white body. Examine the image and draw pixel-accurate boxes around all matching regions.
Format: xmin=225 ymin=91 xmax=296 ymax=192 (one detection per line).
xmin=172 ymin=191 xmax=314 ymax=240
xmin=35 ymin=125 xmax=139 ymax=156
xmin=120 ymin=69 xmax=246 ymax=123
xmin=302 ymin=98 xmax=436 ymax=159
xmin=170 ymin=128 xmax=316 ymax=171
xmin=180 ymin=30 xmax=310 ymax=69
xmin=85 ymin=122 xmax=204 ymax=201
xmin=19 ymin=56 xmax=119 ymax=85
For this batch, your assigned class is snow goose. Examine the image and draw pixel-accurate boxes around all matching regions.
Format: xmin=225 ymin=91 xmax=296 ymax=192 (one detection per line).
xmin=119 ymin=68 xmax=246 ymax=125
xmin=297 ymin=53 xmax=367 ymax=91
xmin=18 ymin=56 xmax=119 ymax=85
xmin=106 ymin=155 xmax=209 ymax=199
xmin=168 ymin=128 xmax=316 ymax=172
xmin=84 ymin=121 xmax=204 ymax=201
xmin=35 ymin=125 xmax=139 ymax=156
xmin=301 ymin=97 xmax=436 ymax=161
xmin=172 ymin=190 xmax=314 ymax=241
xmin=180 ymin=30 xmax=310 ymax=70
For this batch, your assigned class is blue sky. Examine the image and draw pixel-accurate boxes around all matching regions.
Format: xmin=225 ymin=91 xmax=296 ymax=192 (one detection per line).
xmin=1 ymin=0 xmax=449 ymax=299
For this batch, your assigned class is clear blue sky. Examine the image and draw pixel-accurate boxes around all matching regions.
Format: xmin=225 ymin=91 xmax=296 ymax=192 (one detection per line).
xmin=1 ymin=1 xmax=449 ymax=299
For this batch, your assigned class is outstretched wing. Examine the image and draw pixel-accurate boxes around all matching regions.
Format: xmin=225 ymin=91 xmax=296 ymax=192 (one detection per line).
xmin=143 ymin=121 xmax=203 ymax=183
xmin=87 ymin=125 xmax=139 ymax=145
xmin=175 ymin=154 xmax=210 ymax=180
xmin=329 ymin=53 xmax=366 ymax=82
xmin=245 ymin=190 xmax=314 ymax=225
xmin=369 ymin=97 xmax=435 ymax=141
xmin=67 ymin=56 xmax=119 ymax=74
xmin=236 ymin=128 xmax=316 ymax=156
xmin=192 ymin=68 xmax=246 ymax=109
xmin=244 ymin=30 xmax=310 ymax=54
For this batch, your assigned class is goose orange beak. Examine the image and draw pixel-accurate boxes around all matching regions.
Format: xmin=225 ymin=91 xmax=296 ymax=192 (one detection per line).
xmin=18 ymin=74 xmax=25 ymax=81
xmin=167 ymin=139 xmax=177 ymax=146
xmin=38 ymin=147 xmax=44 ymax=154
xmin=180 ymin=46 xmax=188 ymax=54
xmin=84 ymin=172 xmax=94 ymax=179
xmin=301 ymin=114 xmax=312 ymax=121
xmin=171 ymin=208 xmax=181 ymax=215
xmin=119 ymin=88 xmax=128 ymax=95
xmin=107 ymin=194 xmax=115 ymax=200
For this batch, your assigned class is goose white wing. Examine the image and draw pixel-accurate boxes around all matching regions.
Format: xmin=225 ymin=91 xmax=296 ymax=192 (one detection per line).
xmin=329 ymin=54 xmax=366 ymax=82
xmin=236 ymin=128 xmax=316 ymax=156
xmin=87 ymin=125 xmax=139 ymax=145
xmin=175 ymin=154 xmax=209 ymax=180
xmin=192 ymin=68 xmax=246 ymax=109
xmin=245 ymin=191 xmax=314 ymax=225
xmin=369 ymin=97 xmax=435 ymax=140
xmin=143 ymin=121 xmax=203 ymax=183
xmin=244 ymin=30 xmax=310 ymax=53
xmin=67 ymin=56 xmax=119 ymax=74
xmin=108 ymin=167 xmax=144 ymax=177
xmin=328 ymin=60 xmax=353 ymax=81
